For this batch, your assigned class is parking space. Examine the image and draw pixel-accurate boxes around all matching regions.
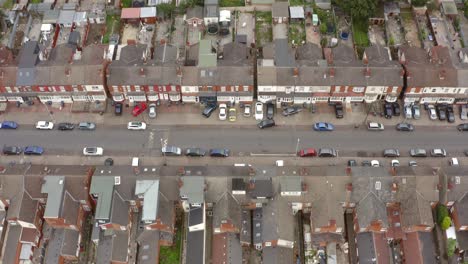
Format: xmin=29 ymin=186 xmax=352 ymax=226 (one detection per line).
xmin=236 ymin=12 xmax=255 ymax=46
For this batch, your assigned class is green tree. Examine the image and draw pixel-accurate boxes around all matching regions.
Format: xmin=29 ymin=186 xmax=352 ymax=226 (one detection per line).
xmin=319 ymin=23 xmax=327 ymax=34
xmin=436 ymin=204 xmax=449 ymax=225
xmin=441 ymin=216 xmax=451 ymax=230
xmin=447 ymin=238 xmax=457 ymax=258
xmin=157 ymin=3 xmax=176 ymax=17
xmin=411 ymin=0 xmax=429 ymax=7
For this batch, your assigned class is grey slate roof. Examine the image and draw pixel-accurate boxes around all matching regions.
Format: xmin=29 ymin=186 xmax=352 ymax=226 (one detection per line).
xmin=41 ymin=176 xmax=66 ymax=218
xmin=240 ymin=209 xmax=251 ymax=244
xmin=57 ymin=10 xmax=75 ymax=24
xmin=135 ymin=180 xmax=159 ymax=222
xmin=204 ymin=4 xmax=218 ymax=18
xmin=16 ymin=41 xmax=40 ymax=86
xmin=419 ymin=231 xmax=438 ymax=264
xmin=212 ymin=233 xmax=242 ymax=264
xmin=186 ymin=229 xmax=204 ymax=264
xmin=356 ymin=232 xmax=376 ymax=263
xmin=455 ymin=193 xmax=468 ymax=227
xmin=280 ymin=176 xmax=302 ymax=193
xmin=262 ymin=247 xmax=294 ymax=264
xmin=45 ymin=228 xmax=80 ymax=263
xmin=180 ymin=176 xmax=205 ymax=204
xmin=213 ymin=192 xmax=241 ymax=231
xmin=262 ymin=196 xmax=295 ymax=244
xmin=272 ymin=2 xmax=289 ymax=18
xmin=90 ymin=176 xmax=116 ymax=221
xmin=136 ymin=230 xmax=160 ymax=264
xmin=274 ymin=39 xmax=295 ymax=67
xmin=96 ymin=229 xmax=129 ymax=264
xmin=2 ymin=224 xmax=23 ymax=264
xmin=189 ymin=206 xmax=204 ymax=227
xmin=186 ymin=6 xmax=203 ymax=19
xmin=182 ymin=66 xmax=253 ymax=86
xmin=253 ymin=208 xmax=263 ymax=245
xmin=250 ymin=178 xmax=273 ymax=199
xmin=232 ymin=178 xmax=246 ymax=192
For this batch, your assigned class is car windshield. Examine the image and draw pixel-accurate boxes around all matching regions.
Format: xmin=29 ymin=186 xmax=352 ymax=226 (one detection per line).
xmin=87 ymin=148 xmax=96 ymax=152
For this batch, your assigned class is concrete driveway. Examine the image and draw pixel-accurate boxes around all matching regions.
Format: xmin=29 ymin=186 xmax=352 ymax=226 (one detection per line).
xmin=273 ymin=23 xmax=288 ymax=40
xmin=236 ymin=12 xmax=255 ymax=46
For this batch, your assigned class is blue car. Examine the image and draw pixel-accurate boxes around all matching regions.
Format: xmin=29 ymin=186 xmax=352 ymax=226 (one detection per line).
xmin=313 ymin=122 xmax=335 ymax=131
xmin=24 ymin=146 xmax=44 ymax=155
xmin=0 ymin=121 xmax=18 ymax=129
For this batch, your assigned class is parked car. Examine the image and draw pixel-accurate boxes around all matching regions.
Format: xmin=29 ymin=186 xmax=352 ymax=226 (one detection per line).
xmin=457 ymin=123 xmax=468 ymax=131
xmin=348 ymin=160 xmax=357 ymax=167
xmin=371 ymin=160 xmax=380 ymax=167
xmin=24 ymin=146 xmax=44 ymax=155
xmin=202 ymin=104 xmax=217 ymax=118
xmin=367 ymin=122 xmax=384 ymax=131
xmin=209 ymin=148 xmax=230 ymax=157
xmin=428 ymin=105 xmax=437 ymax=120
xmin=161 ymin=146 xmax=182 ymax=156
xmin=114 ymin=103 xmax=123 ymax=116
xmin=228 ymin=108 xmax=237 ymax=122
xmin=384 ymin=103 xmax=393 ymax=119
xmin=185 ymin=148 xmax=206 ymax=157
xmin=391 ymin=160 xmax=400 ymax=167
xmin=78 ymin=122 xmax=96 ymax=130
xmin=361 ymin=160 xmax=372 ymax=167
xmin=105 ymin=158 xmax=114 ymax=166
xmin=57 ymin=122 xmax=75 ymax=130
xmin=334 ymin=103 xmax=344 ymax=119
xmin=460 ymin=105 xmax=467 ymax=120
xmin=318 ymin=148 xmax=337 ymax=157
xmin=255 ymin=102 xmax=264 ymax=121
xmin=0 ymin=121 xmax=18 ymax=129
xmin=219 ymin=103 xmax=227 ymax=121
xmin=313 ymin=122 xmax=334 ymax=131
xmin=447 ymin=105 xmax=455 ymax=123
xmin=148 ymin=103 xmax=157 ymax=119
xmin=396 ymin=123 xmax=414 ymax=131
xmin=127 ymin=122 xmax=147 ymax=130
xmin=410 ymin=148 xmax=427 ymax=157
xmin=412 ymin=105 xmax=421 ymax=119
xmin=132 ymin=103 xmax=147 ymax=117
xmin=437 ymin=104 xmax=447 ymax=120
xmin=258 ymin=119 xmax=275 ymax=129
xmin=83 ymin=147 xmax=103 ymax=156
xmin=266 ymin=103 xmax=275 ymax=119
xmin=392 ymin=102 xmax=401 ymax=116
xmin=3 ymin=146 xmax=22 ymax=155
xmin=298 ymin=148 xmax=317 ymax=157
xmin=243 ymin=104 xmax=251 ymax=117
xmin=409 ymin=160 xmax=418 ymax=167
xmin=282 ymin=106 xmax=301 ymax=116
xmin=405 ymin=105 xmax=413 ymax=119
xmin=36 ymin=121 xmax=54 ymax=130
xmin=449 ymin=158 xmax=459 ymax=166
xmin=383 ymin=149 xmax=400 ymax=157
xmin=430 ymin=148 xmax=447 ymax=157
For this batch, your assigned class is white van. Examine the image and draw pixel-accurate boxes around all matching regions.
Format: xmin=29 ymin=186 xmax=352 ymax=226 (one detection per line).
xmin=132 ymin=157 xmax=139 ymax=167
xmin=450 ymin=158 xmax=459 ymax=166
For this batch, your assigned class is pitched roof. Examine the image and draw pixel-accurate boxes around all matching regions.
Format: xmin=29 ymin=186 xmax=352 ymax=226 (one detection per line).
xmin=262 ymin=196 xmax=295 ymax=245
xmin=455 ymin=193 xmax=468 ymax=227
xmin=136 ymin=230 xmax=160 ymax=264
xmin=16 ymin=41 xmax=40 ymax=86
xmin=212 ymin=233 xmax=242 ymax=264
xmin=356 ymin=232 xmax=391 ymax=264
xmin=96 ymin=229 xmax=129 ymax=264
xmin=1 ymin=224 xmax=23 ymax=264
xmin=180 ymin=176 xmax=205 ymax=204
xmin=135 ymin=180 xmax=160 ymax=222
xmin=213 ymin=192 xmax=241 ymax=231
xmin=262 ymin=246 xmax=294 ymax=264
xmin=44 ymin=228 xmax=80 ymax=263
xmin=90 ymin=176 xmax=116 ymax=220
xmin=186 ymin=229 xmax=204 ymax=264
xmin=402 ymin=231 xmax=437 ymax=264
xmin=186 ymin=6 xmax=203 ymax=19
xmin=41 ymin=176 xmax=66 ymax=218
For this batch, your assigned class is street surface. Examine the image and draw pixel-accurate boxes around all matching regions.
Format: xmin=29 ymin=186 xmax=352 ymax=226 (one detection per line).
xmin=1 ymin=125 xmax=466 ymax=157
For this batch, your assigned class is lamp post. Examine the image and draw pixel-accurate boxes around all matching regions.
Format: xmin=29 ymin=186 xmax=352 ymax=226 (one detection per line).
xmin=295 ymin=138 xmax=300 ymax=156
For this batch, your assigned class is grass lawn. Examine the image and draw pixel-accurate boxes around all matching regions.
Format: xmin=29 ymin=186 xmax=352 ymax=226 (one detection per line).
xmin=255 ymin=11 xmax=272 ymax=47
xmin=30 ymin=0 xmax=42 ymax=3
xmin=159 ymin=229 xmax=182 ymax=264
xmin=220 ymin=0 xmax=244 ymax=7
xmin=122 ymin=0 xmax=132 ymax=8
xmin=289 ymin=22 xmax=305 ymax=45
xmin=400 ymin=11 xmax=413 ymax=23
xmin=352 ymin=20 xmax=369 ymax=47
xmin=102 ymin=15 xmax=120 ymax=44
xmin=2 ymin=0 xmax=14 ymax=9
xmin=289 ymin=0 xmax=303 ymax=6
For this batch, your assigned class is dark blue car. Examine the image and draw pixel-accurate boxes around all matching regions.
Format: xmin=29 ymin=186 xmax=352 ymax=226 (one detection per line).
xmin=24 ymin=146 xmax=44 ymax=155
xmin=313 ymin=122 xmax=335 ymax=131
xmin=0 ymin=121 xmax=18 ymax=129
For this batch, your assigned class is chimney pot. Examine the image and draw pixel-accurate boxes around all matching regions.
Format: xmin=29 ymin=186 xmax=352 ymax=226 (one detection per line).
xmin=439 ymin=70 xmax=446 ymax=80
xmin=293 ymin=67 xmax=299 ymax=77
xmin=140 ymin=68 xmax=146 ymax=77
xmin=329 ymin=68 xmax=335 ymax=77
xmin=364 ymin=67 xmax=371 ymax=78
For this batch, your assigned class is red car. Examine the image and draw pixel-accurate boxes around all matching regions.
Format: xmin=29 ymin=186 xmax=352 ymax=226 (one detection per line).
xmin=298 ymin=148 xmax=317 ymax=157
xmin=132 ymin=103 xmax=147 ymax=117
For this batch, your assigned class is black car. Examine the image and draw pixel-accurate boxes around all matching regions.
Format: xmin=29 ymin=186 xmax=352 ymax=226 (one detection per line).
xmin=114 ymin=103 xmax=123 ymax=116
xmin=202 ymin=104 xmax=217 ymax=118
xmin=361 ymin=160 xmax=372 ymax=167
xmin=258 ymin=119 xmax=275 ymax=129
xmin=104 ymin=158 xmax=114 ymax=166
xmin=457 ymin=123 xmax=468 ymax=131
xmin=209 ymin=148 xmax=230 ymax=157
xmin=396 ymin=123 xmax=414 ymax=131
xmin=57 ymin=122 xmax=75 ymax=130
xmin=348 ymin=160 xmax=357 ymax=167
xmin=392 ymin=102 xmax=401 ymax=116
xmin=335 ymin=103 xmax=344 ymax=119
xmin=185 ymin=148 xmax=206 ymax=157
xmin=266 ymin=103 xmax=275 ymax=119
xmin=3 ymin=146 xmax=22 ymax=155
xmin=447 ymin=105 xmax=455 ymax=123
xmin=437 ymin=104 xmax=447 ymax=120
xmin=282 ymin=106 xmax=301 ymax=116
xmin=384 ymin=103 xmax=393 ymax=119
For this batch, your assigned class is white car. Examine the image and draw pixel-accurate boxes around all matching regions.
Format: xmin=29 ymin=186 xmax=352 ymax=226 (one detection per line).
xmin=127 ymin=121 xmax=147 ymax=130
xmin=391 ymin=160 xmax=400 ymax=167
xmin=83 ymin=147 xmax=103 ymax=156
xmin=428 ymin=105 xmax=437 ymax=120
xmin=243 ymin=104 xmax=251 ymax=117
xmin=148 ymin=103 xmax=157 ymax=119
xmin=36 ymin=121 xmax=54 ymax=130
xmin=219 ymin=103 xmax=227 ymax=121
xmin=371 ymin=160 xmax=380 ymax=167
xmin=367 ymin=122 xmax=384 ymax=131
xmin=255 ymin=102 xmax=264 ymax=121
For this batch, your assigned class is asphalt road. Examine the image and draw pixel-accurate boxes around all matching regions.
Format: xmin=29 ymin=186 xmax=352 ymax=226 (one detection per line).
xmin=0 ymin=125 xmax=466 ymax=157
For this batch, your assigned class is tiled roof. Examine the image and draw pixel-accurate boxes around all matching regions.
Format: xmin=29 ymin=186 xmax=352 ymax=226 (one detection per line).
xmin=136 ymin=230 xmax=160 ymax=264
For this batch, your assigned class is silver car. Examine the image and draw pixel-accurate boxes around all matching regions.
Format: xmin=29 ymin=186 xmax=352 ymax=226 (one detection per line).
xmin=428 ymin=105 xmax=437 ymax=120
xmin=78 ymin=122 xmax=96 ymax=130
xmin=461 ymin=105 xmax=467 ymax=120
xmin=412 ymin=105 xmax=421 ymax=119
xmin=405 ymin=105 xmax=412 ymax=119
xmin=149 ymin=103 xmax=157 ymax=119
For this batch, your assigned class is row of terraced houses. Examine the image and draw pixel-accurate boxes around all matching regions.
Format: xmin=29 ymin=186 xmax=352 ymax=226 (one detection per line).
xmin=1 ymin=39 xmax=468 ymax=107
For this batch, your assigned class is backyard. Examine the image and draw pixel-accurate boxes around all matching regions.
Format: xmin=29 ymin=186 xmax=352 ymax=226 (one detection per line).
xmin=255 ymin=11 xmax=273 ymax=47
xmin=159 ymin=228 xmax=182 ymax=264
xmin=289 ymin=0 xmax=303 ymax=7
xmin=220 ymin=0 xmax=244 ymax=7
xmin=352 ymin=19 xmax=369 ymax=47
xmin=289 ymin=21 xmax=306 ymax=45
xmin=102 ymin=15 xmax=120 ymax=44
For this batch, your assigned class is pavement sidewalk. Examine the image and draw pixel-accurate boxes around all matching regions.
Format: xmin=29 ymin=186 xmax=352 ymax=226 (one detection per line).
xmin=0 ymin=101 xmax=463 ymax=128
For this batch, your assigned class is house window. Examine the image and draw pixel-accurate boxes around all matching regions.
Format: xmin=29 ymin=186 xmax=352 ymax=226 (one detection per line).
xmin=353 ymin=87 xmax=365 ymax=93
xmin=207 ymin=86 xmax=213 ymax=91
xmin=243 ymin=86 xmax=249 ymax=92
xmin=432 ymin=88 xmax=437 ymax=93
xmin=220 ymin=86 xmax=226 ymax=92
xmin=410 ymin=88 xmax=416 ymax=93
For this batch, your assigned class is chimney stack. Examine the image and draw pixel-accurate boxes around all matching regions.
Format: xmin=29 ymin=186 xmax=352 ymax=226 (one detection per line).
xmin=106 ymin=68 xmax=110 ymax=78
xmin=65 ymin=68 xmax=71 ymax=77
xmin=439 ymin=70 xmax=446 ymax=80
xmin=293 ymin=67 xmax=299 ymax=77
xmin=398 ymin=51 xmax=406 ymax=65
xmin=176 ymin=66 xmax=182 ymax=77
xmin=364 ymin=67 xmax=371 ymax=78
xmin=346 ymin=183 xmax=353 ymax=191
xmin=362 ymin=51 xmax=368 ymax=65
xmin=139 ymin=68 xmax=146 ymax=77
xmin=400 ymin=69 xmax=405 ymax=77
xmin=329 ymin=67 xmax=335 ymax=78
xmin=392 ymin=182 xmax=398 ymax=193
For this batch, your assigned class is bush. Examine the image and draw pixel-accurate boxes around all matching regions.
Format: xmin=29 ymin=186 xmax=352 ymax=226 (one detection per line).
xmin=441 ymin=216 xmax=451 ymax=230
xmin=319 ymin=23 xmax=327 ymax=34
xmin=436 ymin=204 xmax=449 ymax=225
xmin=447 ymin=238 xmax=457 ymax=258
